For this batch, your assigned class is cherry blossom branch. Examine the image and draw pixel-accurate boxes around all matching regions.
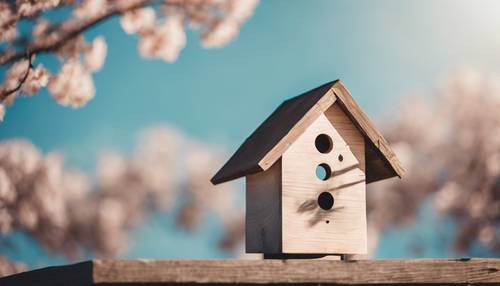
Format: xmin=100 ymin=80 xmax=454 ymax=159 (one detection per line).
xmin=0 ymin=0 xmax=157 ymax=66
xmin=0 ymin=53 xmax=33 ymax=101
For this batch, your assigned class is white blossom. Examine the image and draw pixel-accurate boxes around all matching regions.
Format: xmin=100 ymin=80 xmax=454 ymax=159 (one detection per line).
xmin=0 ymin=256 xmax=26 ymax=276
xmin=139 ymin=16 xmax=186 ymax=62
xmin=201 ymin=19 xmax=240 ymax=48
xmin=120 ymin=7 xmax=156 ymax=35
xmin=0 ymin=169 xmax=15 ymax=204
xmin=0 ymin=126 xmax=242 ymax=260
xmin=33 ymin=19 xmax=50 ymax=38
xmin=367 ymin=69 xmax=500 ymax=254
xmin=22 ymin=65 xmax=50 ymax=96
xmin=84 ymin=36 xmax=107 ymax=72
xmin=0 ymin=59 xmax=31 ymax=105
xmin=48 ymin=60 xmax=96 ymax=108
xmin=56 ymin=36 xmax=86 ymax=60
xmin=0 ymin=208 xmax=13 ymax=234
xmin=0 ymin=3 xmax=17 ymax=42
xmin=2 ymin=60 xmax=30 ymax=91
xmin=0 ymin=0 xmax=259 ymax=122
xmin=228 ymin=0 xmax=259 ymax=22
xmin=16 ymin=0 xmax=61 ymax=17
xmin=0 ymin=104 xmax=4 ymax=122
xmin=74 ymin=0 xmax=107 ymax=19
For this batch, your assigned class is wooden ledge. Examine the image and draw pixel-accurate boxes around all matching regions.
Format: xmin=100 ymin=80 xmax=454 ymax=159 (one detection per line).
xmin=1 ymin=259 xmax=500 ymax=285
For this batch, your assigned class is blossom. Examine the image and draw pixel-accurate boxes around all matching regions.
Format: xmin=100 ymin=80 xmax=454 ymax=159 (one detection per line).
xmin=0 ymin=104 xmax=4 ymax=122
xmin=0 ymin=208 xmax=13 ymax=234
xmin=0 ymin=3 xmax=17 ymax=42
xmin=16 ymin=0 xmax=61 ymax=17
xmin=21 ymin=65 xmax=50 ymax=96
xmin=48 ymin=60 xmax=96 ymax=108
xmin=201 ymin=19 xmax=239 ymax=48
xmin=74 ymin=0 xmax=107 ymax=19
xmin=56 ymin=36 xmax=86 ymax=60
xmin=201 ymin=0 xmax=260 ymax=48
xmin=0 ymin=168 xmax=15 ymax=203
xmin=228 ymin=0 xmax=260 ymax=22
xmin=0 ymin=126 xmax=242 ymax=260
xmin=84 ymin=36 xmax=107 ymax=72
xmin=139 ymin=15 xmax=186 ymax=62
xmin=0 ymin=59 xmax=31 ymax=105
xmin=0 ymin=0 xmax=259 ymax=122
xmin=33 ymin=19 xmax=50 ymax=38
xmin=120 ymin=7 xmax=156 ymax=35
xmin=367 ymin=69 xmax=500 ymax=255
xmin=0 ymin=256 xmax=26 ymax=276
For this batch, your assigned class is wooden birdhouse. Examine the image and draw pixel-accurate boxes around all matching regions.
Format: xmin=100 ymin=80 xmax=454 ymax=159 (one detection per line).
xmin=211 ymin=80 xmax=405 ymax=256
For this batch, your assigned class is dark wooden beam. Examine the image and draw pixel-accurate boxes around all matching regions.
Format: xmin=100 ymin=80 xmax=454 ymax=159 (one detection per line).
xmin=1 ymin=259 xmax=500 ymax=285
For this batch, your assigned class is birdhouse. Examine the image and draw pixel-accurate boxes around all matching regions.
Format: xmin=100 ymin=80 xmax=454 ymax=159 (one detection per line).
xmin=211 ymin=80 xmax=404 ymax=256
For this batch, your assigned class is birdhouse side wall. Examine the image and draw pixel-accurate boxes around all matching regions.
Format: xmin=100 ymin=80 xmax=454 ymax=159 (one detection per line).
xmin=245 ymin=159 xmax=282 ymax=253
xmin=281 ymin=103 xmax=367 ymax=254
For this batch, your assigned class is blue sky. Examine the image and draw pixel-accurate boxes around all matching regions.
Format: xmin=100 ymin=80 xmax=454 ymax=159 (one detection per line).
xmin=2 ymin=0 xmax=500 ymax=267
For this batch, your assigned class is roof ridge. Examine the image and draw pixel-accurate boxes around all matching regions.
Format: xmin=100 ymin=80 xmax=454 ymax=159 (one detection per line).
xmin=211 ymin=80 xmax=404 ymax=185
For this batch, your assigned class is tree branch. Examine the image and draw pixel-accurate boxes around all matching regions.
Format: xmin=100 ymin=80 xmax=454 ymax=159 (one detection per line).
xmin=0 ymin=0 xmax=157 ymax=66
xmin=0 ymin=53 xmax=34 ymax=101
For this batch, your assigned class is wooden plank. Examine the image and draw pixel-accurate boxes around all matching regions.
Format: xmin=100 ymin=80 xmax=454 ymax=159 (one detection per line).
xmin=3 ymin=259 xmax=500 ymax=285
xmin=246 ymin=159 xmax=282 ymax=253
xmin=281 ymin=103 xmax=367 ymax=254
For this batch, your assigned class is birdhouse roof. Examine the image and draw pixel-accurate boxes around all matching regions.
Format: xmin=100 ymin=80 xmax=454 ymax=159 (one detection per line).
xmin=211 ymin=80 xmax=405 ymax=185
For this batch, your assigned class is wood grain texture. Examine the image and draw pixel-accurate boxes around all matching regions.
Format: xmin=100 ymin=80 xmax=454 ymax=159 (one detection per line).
xmin=246 ymin=159 xmax=282 ymax=253
xmin=331 ymin=81 xmax=406 ymax=182
xmin=257 ymin=88 xmax=336 ymax=171
xmin=211 ymin=80 xmax=404 ymax=185
xmin=3 ymin=259 xmax=500 ymax=285
xmin=281 ymin=103 xmax=367 ymax=254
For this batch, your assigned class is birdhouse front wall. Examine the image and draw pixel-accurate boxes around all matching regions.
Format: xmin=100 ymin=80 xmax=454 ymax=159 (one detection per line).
xmin=281 ymin=102 xmax=367 ymax=254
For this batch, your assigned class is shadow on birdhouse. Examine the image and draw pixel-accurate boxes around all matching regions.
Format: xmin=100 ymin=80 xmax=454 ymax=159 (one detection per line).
xmin=211 ymin=80 xmax=405 ymax=258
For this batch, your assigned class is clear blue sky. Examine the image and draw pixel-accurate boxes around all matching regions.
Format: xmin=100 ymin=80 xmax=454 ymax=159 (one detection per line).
xmin=2 ymin=0 xmax=500 ymax=268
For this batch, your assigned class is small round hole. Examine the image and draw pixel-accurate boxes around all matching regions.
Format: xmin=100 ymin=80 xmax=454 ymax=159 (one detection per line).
xmin=317 ymin=192 xmax=334 ymax=210
xmin=315 ymin=163 xmax=331 ymax=181
xmin=338 ymin=154 xmax=344 ymax=162
xmin=315 ymin=134 xmax=333 ymax=154
xmin=326 ymin=220 xmax=330 ymax=224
